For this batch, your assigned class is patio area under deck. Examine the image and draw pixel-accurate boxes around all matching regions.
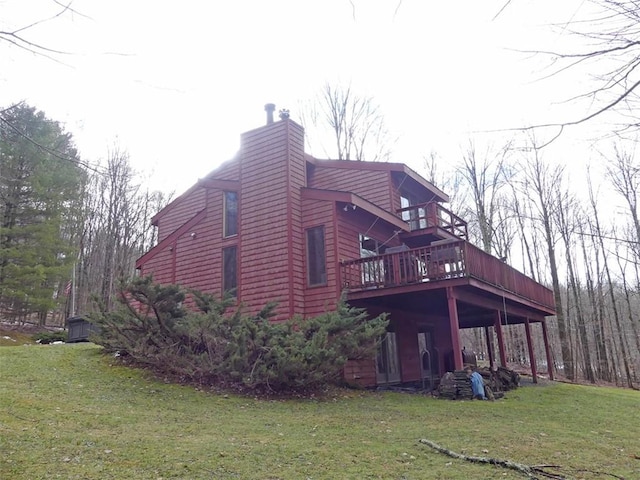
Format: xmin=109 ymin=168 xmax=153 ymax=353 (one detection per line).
xmin=341 ymin=241 xmax=557 ymax=383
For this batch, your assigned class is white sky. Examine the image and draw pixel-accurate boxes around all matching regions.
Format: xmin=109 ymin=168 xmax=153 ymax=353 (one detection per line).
xmin=0 ymin=0 xmax=614 ymax=196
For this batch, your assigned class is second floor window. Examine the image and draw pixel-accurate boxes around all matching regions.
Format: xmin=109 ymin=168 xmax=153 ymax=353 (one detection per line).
xmin=306 ymin=226 xmax=327 ymax=286
xmin=400 ymin=193 xmax=426 ymax=230
xmin=224 ymin=191 xmax=238 ymax=237
xmin=222 ymin=245 xmax=237 ymax=296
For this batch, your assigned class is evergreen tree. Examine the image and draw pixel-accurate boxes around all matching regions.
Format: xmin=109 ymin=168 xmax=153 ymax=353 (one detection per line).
xmin=0 ymin=103 xmax=86 ymax=323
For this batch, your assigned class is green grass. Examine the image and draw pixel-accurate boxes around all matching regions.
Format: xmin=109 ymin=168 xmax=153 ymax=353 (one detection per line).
xmin=1 ymin=344 xmax=638 ymax=480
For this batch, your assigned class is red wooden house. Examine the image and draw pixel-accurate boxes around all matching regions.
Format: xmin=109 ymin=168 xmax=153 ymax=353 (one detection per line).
xmin=136 ymin=109 xmax=556 ymax=388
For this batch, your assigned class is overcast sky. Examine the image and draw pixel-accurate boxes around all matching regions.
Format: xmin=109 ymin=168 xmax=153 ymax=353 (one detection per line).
xmin=1 ymin=0 xmax=610 ymax=195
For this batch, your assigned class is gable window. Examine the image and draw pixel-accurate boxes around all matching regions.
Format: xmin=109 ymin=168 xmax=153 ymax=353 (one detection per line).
xmin=222 ymin=246 xmax=237 ymax=296
xmin=306 ymin=226 xmax=327 ymax=286
xmin=223 ymin=191 xmax=238 ymax=237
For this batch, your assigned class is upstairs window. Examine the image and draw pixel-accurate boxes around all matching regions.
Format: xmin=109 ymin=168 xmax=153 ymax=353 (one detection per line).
xmin=400 ymin=192 xmax=426 ymax=230
xmin=224 ymin=191 xmax=238 ymax=237
xmin=222 ymin=246 xmax=237 ymax=296
xmin=306 ymin=226 xmax=327 ymax=286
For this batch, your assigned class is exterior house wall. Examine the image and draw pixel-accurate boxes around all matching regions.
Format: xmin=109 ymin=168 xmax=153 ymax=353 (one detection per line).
xmin=301 ymin=198 xmax=337 ymax=317
xmin=203 ymin=157 xmax=240 ymax=181
xmin=173 ymin=188 xmax=229 ymax=295
xmin=155 ymin=188 xmax=207 ymax=243
xmin=310 ymin=166 xmax=393 ymax=211
xmin=140 ymin=246 xmax=175 ymax=283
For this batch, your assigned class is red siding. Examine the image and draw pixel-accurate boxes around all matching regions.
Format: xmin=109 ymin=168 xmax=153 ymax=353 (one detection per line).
xmin=302 ymin=199 xmax=337 ymax=317
xmin=204 ymin=157 xmax=240 ymax=181
xmin=173 ymin=189 xmax=229 ymax=295
xmin=156 ymin=188 xmax=207 ymax=243
xmin=310 ymin=166 xmax=393 ymax=211
xmin=343 ymin=358 xmax=376 ymax=387
xmin=239 ymin=120 xmax=306 ymax=320
xmin=141 ymin=246 xmax=175 ymax=285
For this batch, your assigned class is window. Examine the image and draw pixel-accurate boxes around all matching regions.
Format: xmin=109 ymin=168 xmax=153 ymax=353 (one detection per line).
xmin=222 ymin=246 xmax=237 ymax=296
xmin=223 ymin=191 xmax=238 ymax=237
xmin=400 ymin=193 xmax=426 ymax=230
xmin=306 ymin=226 xmax=326 ymax=286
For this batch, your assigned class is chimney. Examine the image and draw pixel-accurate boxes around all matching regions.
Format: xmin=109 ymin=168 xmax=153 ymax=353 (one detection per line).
xmin=264 ymin=103 xmax=276 ymax=124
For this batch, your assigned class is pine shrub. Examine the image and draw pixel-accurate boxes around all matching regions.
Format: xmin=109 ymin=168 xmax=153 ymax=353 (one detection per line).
xmin=91 ymin=276 xmax=388 ymax=393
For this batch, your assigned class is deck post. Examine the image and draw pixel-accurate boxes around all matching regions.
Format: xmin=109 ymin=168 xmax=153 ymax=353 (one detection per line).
xmin=494 ymin=311 xmax=507 ymax=367
xmin=523 ymin=318 xmax=538 ymax=383
xmin=541 ymin=318 xmax=555 ymax=380
xmin=484 ymin=326 xmax=495 ymax=369
xmin=446 ymin=287 xmax=463 ymax=370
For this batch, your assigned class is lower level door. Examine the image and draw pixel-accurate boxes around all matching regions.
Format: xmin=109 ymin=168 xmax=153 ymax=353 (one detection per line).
xmin=376 ymin=332 xmax=401 ymax=384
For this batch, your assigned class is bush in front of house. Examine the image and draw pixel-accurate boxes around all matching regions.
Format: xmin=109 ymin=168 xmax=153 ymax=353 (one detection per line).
xmin=90 ymin=276 xmax=388 ymax=393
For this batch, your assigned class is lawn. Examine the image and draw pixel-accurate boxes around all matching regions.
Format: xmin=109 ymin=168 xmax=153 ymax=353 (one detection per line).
xmin=1 ymin=342 xmax=638 ymax=479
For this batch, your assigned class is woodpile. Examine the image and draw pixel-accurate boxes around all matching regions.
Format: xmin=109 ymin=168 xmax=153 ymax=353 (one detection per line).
xmin=436 ymin=366 xmax=520 ymax=400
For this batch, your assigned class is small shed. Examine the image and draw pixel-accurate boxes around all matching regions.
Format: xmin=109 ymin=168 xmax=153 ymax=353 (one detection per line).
xmin=67 ymin=316 xmax=99 ymax=343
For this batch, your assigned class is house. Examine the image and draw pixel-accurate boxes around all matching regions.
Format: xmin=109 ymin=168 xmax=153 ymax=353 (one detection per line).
xmin=136 ymin=106 xmax=556 ymax=388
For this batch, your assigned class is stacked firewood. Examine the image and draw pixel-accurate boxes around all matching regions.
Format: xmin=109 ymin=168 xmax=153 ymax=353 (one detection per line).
xmin=436 ymin=366 xmax=520 ymax=400
xmin=479 ymin=366 xmax=520 ymax=392
xmin=437 ymin=372 xmax=459 ymax=399
xmin=437 ymin=371 xmax=474 ymax=400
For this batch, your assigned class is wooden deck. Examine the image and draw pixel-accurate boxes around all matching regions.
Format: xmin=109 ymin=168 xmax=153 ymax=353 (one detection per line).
xmin=340 ymin=240 xmax=555 ymax=312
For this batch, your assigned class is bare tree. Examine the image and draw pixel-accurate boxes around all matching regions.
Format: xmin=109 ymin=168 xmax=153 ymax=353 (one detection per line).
xmin=457 ymin=139 xmax=513 ymax=254
xmin=0 ymin=1 xmax=87 ymax=61
xmin=586 ymin=176 xmax=635 ymax=387
xmin=301 ymin=83 xmax=395 ymax=161
xmin=520 ymin=141 xmax=575 ymax=380
xmin=77 ymin=147 xmax=171 ymax=313
xmin=556 ymin=189 xmax=596 ymax=382
xmin=526 ymin=1 xmax=640 ymax=135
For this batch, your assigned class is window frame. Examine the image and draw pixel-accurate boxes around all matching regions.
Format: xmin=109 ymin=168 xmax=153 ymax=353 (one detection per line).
xmin=306 ymin=225 xmax=327 ymax=287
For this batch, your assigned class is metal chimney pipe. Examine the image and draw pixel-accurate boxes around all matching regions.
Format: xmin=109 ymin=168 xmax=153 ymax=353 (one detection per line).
xmin=264 ymin=103 xmax=276 ymax=124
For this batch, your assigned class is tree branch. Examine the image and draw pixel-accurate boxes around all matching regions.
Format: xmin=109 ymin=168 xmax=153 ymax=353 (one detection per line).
xmin=419 ymin=438 xmax=566 ymax=479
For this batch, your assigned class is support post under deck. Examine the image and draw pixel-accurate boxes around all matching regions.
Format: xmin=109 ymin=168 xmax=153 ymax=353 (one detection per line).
xmin=541 ymin=318 xmax=555 ymax=380
xmin=524 ymin=318 xmax=538 ymax=384
xmin=484 ymin=325 xmax=495 ymax=369
xmin=447 ymin=287 xmax=463 ymax=370
xmin=494 ymin=311 xmax=507 ymax=367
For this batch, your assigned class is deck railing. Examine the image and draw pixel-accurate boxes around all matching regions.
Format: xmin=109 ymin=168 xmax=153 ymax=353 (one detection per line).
xmin=341 ymin=240 xmax=555 ymax=310
xmin=397 ymin=202 xmax=467 ymax=238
